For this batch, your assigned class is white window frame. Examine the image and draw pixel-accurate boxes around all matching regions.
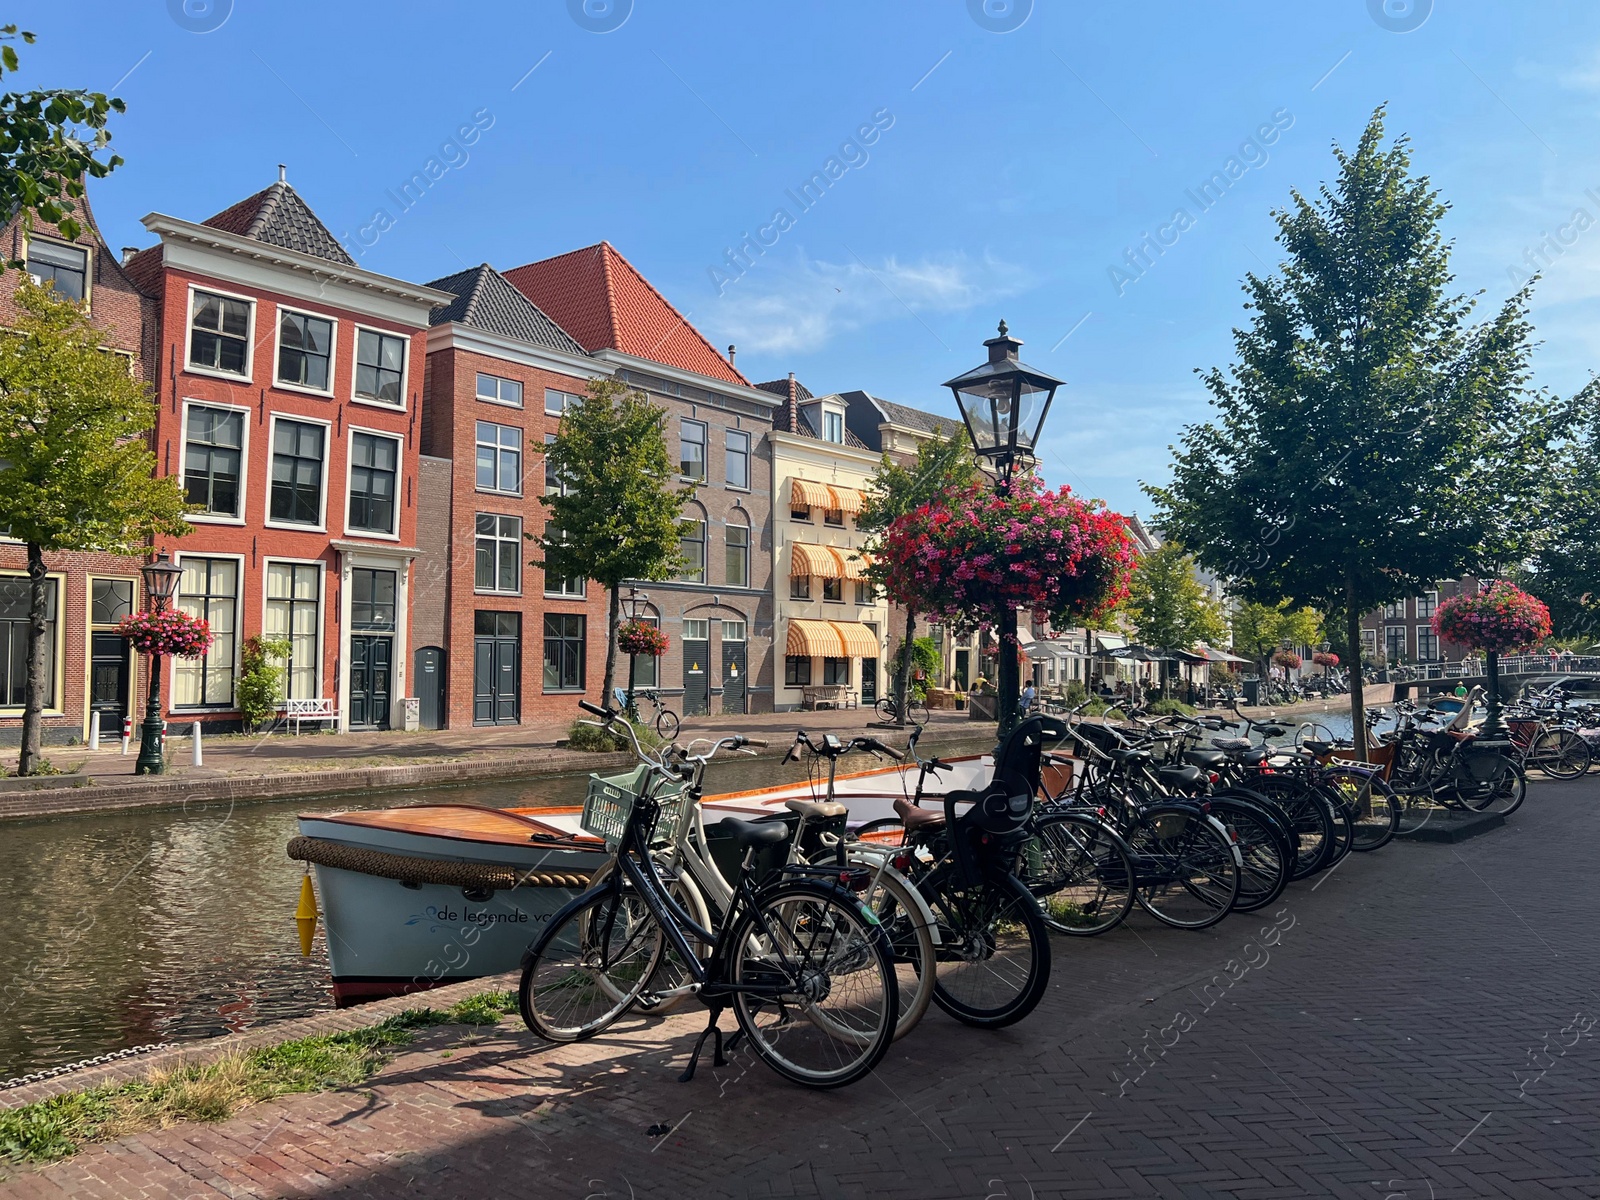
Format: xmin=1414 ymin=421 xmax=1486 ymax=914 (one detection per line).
xmin=261 ymin=558 xmax=326 ymax=700
xmin=475 ymin=419 xmax=524 ymax=497
xmin=724 ymin=521 xmax=750 ymax=589
xmin=184 ymin=283 xmax=256 ymax=383
xmin=475 ymin=372 xmax=524 ymax=408
xmin=1417 ymin=590 xmax=1438 ymax=620
xmin=0 ymin=570 xmax=66 ymax=714
xmin=264 ymin=412 xmax=332 ymax=533
xmin=542 ymin=522 xmax=587 ymax=598
xmin=171 ymin=552 xmax=244 ymax=711
xmin=683 ymin=619 xmax=710 ymax=641
xmin=544 ymin=388 xmax=579 ymax=417
xmin=24 ymin=234 xmax=91 ymax=308
xmin=822 ymin=408 xmax=845 ymax=444
xmin=473 ymin=512 xmax=523 ymax=596
xmin=679 ymin=418 xmax=708 ymax=483
xmin=349 ymin=322 xmax=410 ymax=411
xmin=725 ymin=428 xmax=751 ymax=491
xmin=343 ymin=425 xmax=404 ymax=541
xmin=1416 ymin=625 xmax=1440 ymax=662
xmin=178 ymin=398 xmax=251 ymax=526
xmin=721 ymin=619 xmax=746 ymax=642
xmin=271 ymin=305 xmax=339 ymax=398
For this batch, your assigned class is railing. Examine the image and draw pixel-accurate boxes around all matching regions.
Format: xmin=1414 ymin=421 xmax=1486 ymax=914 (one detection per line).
xmin=1384 ymin=655 xmax=1600 ymax=682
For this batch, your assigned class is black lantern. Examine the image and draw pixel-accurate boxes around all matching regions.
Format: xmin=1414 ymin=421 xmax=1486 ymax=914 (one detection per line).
xmin=945 ymin=320 xmax=1066 ymax=477
xmin=141 ymin=552 xmax=183 ymax=612
xmin=620 ymin=587 xmax=650 ymax=715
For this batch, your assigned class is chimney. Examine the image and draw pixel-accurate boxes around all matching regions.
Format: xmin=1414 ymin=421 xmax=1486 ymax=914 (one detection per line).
xmin=727 ymin=343 xmax=736 ymax=368
xmin=278 ymin=163 xmax=287 ymax=184
xmin=121 ymin=246 xmax=141 ymax=265
xmin=786 ymin=371 xmax=800 ymax=435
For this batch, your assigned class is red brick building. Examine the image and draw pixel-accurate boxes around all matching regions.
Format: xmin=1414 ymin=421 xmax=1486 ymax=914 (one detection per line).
xmin=1359 ymin=578 xmax=1482 ymax=668
xmin=123 ymin=172 xmax=452 ymax=732
xmin=0 ymin=195 xmax=158 ymax=747
xmin=414 ymin=263 xmax=609 ymax=728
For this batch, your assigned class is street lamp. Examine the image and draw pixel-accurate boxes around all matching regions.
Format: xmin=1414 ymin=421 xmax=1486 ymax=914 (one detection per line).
xmin=134 ymin=552 xmax=183 ymax=775
xmin=947 ymin=321 xmax=1066 ymax=740
xmin=620 ymin=586 xmax=648 ymax=715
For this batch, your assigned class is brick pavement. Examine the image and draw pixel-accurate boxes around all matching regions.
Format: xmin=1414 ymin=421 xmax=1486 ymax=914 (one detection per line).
xmin=9 ymin=745 xmax=1587 ymax=1199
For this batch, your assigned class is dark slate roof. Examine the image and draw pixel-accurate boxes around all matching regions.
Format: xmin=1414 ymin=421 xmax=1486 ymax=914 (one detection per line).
xmin=201 ymin=181 xmax=355 ymax=266
xmin=426 ymin=264 xmax=587 ymax=355
xmin=871 ymin=394 xmax=960 ymax=435
xmin=756 ymin=377 xmax=813 ymax=405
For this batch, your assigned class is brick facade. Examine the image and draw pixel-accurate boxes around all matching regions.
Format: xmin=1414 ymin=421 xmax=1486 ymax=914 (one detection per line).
xmin=1360 ymin=577 xmax=1481 ymax=667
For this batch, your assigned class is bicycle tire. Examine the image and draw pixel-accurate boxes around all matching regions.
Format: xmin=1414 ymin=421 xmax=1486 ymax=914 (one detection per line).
xmin=584 ymin=855 xmax=710 ymax=1015
xmin=1242 ymin=773 xmax=1335 ymax=879
xmin=875 ymin=698 xmax=898 ymax=722
xmin=910 ymin=699 xmax=931 ymax=725
xmin=923 ymin=868 xmax=1050 ymax=1028
xmin=729 ymin=879 xmax=898 ymax=1089
xmin=863 ymin=870 xmax=937 ymax=1040
xmin=1459 ymin=755 xmax=1527 ymax=817
xmin=655 ymin=708 xmax=680 ymax=740
xmin=1532 ymin=728 xmax=1591 ymax=780
xmin=1019 ymin=811 xmax=1136 ymax=936
xmin=1125 ymin=804 xmax=1240 ymax=930
xmin=1316 ymin=790 xmax=1355 ymax=869
xmin=1321 ymin=767 xmax=1400 ymax=852
xmin=1203 ymin=797 xmax=1291 ymax=913
xmin=518 ymin=883 xmax=664 ymax=1042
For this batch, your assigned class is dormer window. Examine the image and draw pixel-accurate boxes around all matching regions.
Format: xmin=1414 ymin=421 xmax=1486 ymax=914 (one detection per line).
xmin=823 ymin=410 xmax=844 ymax=443
xmin=26 ymin=239 xmax=87 ymax=302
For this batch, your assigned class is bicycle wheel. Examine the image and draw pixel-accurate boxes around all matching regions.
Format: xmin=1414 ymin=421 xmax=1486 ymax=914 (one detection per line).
xmin=1317 ymin=790 xmax=1355 ymax=869
xmin=1460 ymin=756 xmax=1527 ymax=817
xmin=728 ymin=880 xmax=897 ymax=1089
xmin=655 ymin=708 xmax=680 ymax=740
xmin=910 ymin=699 xmax=931 ymax=724
xmin=1532 ymin=728 xmax=1592 ymax=779
xmin=1321 ymin=767 xmax=1400 ymax=852
xmin=1018 ymin=812 xmax=1135 ymax=936
xmin=1125 ymin=805 xmax=1240 ymax=930
xmin=1244 ymin=774 xmax=1334 ymax=879
xmin=875 ymin=697 xmax=898 ymax=722
xmin=1204 ymin=798 xmax=1291 ymax=913
xmin=518 ymin=883 xmax=664 ymax=1042
xmin=583 ymin=855 xmax=710 ymax=1015
xmin=923 ymin=868 xmax=1051 ymax=1028
xmin=862 ymin=869 xmax=936 ymax=1040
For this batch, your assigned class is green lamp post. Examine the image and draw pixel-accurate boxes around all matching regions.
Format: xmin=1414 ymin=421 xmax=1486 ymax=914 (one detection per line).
xmin=133 ymin=552 xmax=183 ymax=775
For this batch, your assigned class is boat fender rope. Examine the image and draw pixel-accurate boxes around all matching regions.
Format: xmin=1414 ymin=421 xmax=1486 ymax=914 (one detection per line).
xmin=286 ymin=836 xmax=592 ymax=890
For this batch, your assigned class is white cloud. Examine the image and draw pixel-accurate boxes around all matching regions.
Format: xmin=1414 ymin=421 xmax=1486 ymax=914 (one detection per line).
xmin=1551 ymin=46 xmax=1600 ymax=92
xmin=706 ymin=251 xmax=1029 ymax=355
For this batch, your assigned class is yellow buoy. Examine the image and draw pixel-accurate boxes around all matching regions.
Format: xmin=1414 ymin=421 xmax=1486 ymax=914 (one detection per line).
xmin=295 ymin=871 xmax=319 ymax=956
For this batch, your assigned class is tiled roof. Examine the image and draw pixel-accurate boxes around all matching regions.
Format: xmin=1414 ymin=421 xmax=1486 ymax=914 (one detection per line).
xmin=426 ymin=264 xmax=587 ymax=355
xmin=757 ymin=377 xmax=814 ymax=406
xmin=120 ymin=244 xmax=165 ymax=295
xmin=201 ymin=181 xmax=355 ymax=266
xmin=870 ymin=394 xmax=960 ymax=435
xmin=504 ymin=242 xmax=748 ymax=386
xmin=762 ymin=377 xmax=870 ymax=449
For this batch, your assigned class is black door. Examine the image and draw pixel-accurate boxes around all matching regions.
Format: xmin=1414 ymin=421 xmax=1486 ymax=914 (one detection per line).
xmin=473 ymin=612 xmax=520 ymax=725
xmin=861 ymin=657 xmax=878 ymax=705
xmin=89 ymin=632 xmax=130 ymax=734
xmin=349 ymin=635 xmax=392 ymax=730
xmin=683 ymin=639 xmax=709 ymax=716
xmin=722 ymin=638 xmax=746 ymax=715
xmin=414 ymin=646 xmax=445 ymax=729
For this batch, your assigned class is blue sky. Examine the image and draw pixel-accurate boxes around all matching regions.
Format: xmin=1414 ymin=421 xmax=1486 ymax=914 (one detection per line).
xmin=20 ymin=1 xmax=1600 ymax=515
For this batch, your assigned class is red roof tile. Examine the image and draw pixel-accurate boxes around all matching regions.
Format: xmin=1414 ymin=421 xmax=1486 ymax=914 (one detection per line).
xmin=504 ymin=242 xmax=748 ymax=387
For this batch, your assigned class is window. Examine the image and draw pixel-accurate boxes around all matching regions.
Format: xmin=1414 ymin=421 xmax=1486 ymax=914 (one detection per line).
xmin=823 ymin=657 xmax=850 ymax=685
xmin=348 ymin=432 xmax=399 ymax=534
xmin=1417 ymin=627 xmax=1440 ymax=662
xmin=725 ymin=523 xmax=749 ymax=588
xmin=1382 ymin=601 xmax=1406 ymax=620
xmin=475 ymin=513 xmax=522 ymax=594
xmin=265 ymin=563 xmax=320 ymax=699
xmin=1361 ymin=629 xmax=1377 ymax=655
xmin=269 ymin=419 xmax=325 ymax=526
xmin=543 ymin=434 xmax=572 ymax=496
xmin=630 ymin=616 xmax=659 ymax=689
xmin=354 ymin=328 xmax=405 ymax=405
xmin=824 ymin=507 xmax=844 ymax=527
xmin=823 ymin=410 xmax=844 ymax=444
xmin=476 ymin=373 xmax=523 ymax=407
xmin=726 ymin=429 xmax=750 ymax=489
xmin=722 ymin=620 xmax=746 ymax=642
xmin=350 ymin=568 xmax=396 ymax=631
xmin=790 ymin=502 xmax=811 ymax=522
xmin=0 ymin=576 xmax=56 ymax=707
xmin=91 ymin=579 xmax=133 ymax=624
xmin=542 ymin=523 xmax=586 ymax=597
xmin=26 ymin=239 xmax=87 ymax=302
xmin=174 ymin=558 xmax=236 ymax=707
xmin=790 ymin=575 xmax=811 ymax=600
xmin=680 ymin=420 xmax=707 ymax=481
xmin=822 ymin=578 xmax=842 ymax=603
xmin=544 ymin=388 xmax=579 ymax=416
xmin=1417 ymin=591 xmax=1438 ymax=620
xmin=1385 ymin=626 xmax=1407 ymax=662
xmin=475 ymin=421 xmax=523 ymax=494
xmin=785 ymin=655 xmax=811 ymax=686
xmin=183 ymin=405 xmax=244 ymax=518
xmin=683 ymin=619 xmax=710 ymax=641
xmin=543 ymin=613 xmax=586 ymax=690
xmin=855 ymin=580 xmax=873 ymax=605
xmin=277 ymin=310 xmax=333 ymax=391
xmin=189 ymin=289 xmax=251 ymax=375
xmin=678 ymin=519 xmax=706 ymax=583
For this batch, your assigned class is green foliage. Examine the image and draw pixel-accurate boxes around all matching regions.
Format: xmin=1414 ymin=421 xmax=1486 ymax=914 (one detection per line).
xmin=889 ymin=636 xmax=941 ymax=699
xmin=567 ymin=719 xmax=626 ymax=752
xmin=1523 ymin=390 xmax=1600 ymax=640
xmin=235 ymin=635 xmax=291 ymax=731
xmin=445 ymin=990 xmax=517 ymax=1025
xmin=1127 ymin=540 xmax=1227 ymax=650
xmin=1231 ymin=601 xmax=1323 ymax=673
xmin=1147 ymin=698 xmax=1197 ymax=716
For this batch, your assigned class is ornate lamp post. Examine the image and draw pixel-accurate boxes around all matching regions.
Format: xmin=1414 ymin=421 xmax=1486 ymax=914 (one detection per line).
xmin=946 ymin=321 xmax=1066 ymax=741
xmin=620 ymin=586 xmax=648 ymax=715
xmin=134 ymin=552 xmax=183 ymax=775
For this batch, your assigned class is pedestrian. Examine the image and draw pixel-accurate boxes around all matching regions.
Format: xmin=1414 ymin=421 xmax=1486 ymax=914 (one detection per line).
xmin=1020 ymin=680 xmax=1037 ymax=714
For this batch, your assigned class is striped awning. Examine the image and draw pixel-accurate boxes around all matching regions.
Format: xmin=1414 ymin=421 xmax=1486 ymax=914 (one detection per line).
xmin=790 ymin=479 xmax=866 ymax=514
xmin=787 ymin=619 xmax=881 ymax=658
xmin=789 ymin=543 xmax=872 ymax=579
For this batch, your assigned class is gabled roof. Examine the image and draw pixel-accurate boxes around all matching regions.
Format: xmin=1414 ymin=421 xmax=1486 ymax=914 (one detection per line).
xmin=504 ymin=242 xmax=749 ymax=386
xmin=865 ymin=393 xmax=960 ymax=435
xmin=201 ymin=180 xmax=355 ymax=266
xmin=760 ymin=377 xmax=870 ymax=449
xmin=756 ymin=377 xmax=814 ymax=406
xmin=426 ymin=263 xmax=587 ymax=356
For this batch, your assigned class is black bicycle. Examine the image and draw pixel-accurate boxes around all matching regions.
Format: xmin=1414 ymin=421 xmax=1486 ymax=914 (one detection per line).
xmin=519 ymin=701 xmax=899 ymax=1089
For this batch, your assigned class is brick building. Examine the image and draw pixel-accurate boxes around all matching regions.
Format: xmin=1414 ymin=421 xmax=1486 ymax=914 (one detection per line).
xmin=414 ymin=263 xmax=609 ymax=728
xmin=0 ymin=194 xmax=158 ymax=747
xmin=123 ymin=172 xmax=452 ymax=733
xmin=1359 ymin=578 xmax=1482 ymax=667
xmin=505 ymin=243 xmax=779 ymax=714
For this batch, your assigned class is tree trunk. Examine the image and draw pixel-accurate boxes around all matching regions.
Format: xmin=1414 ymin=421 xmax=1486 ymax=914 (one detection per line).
xmin=17 ymin=542 xmax=49 ymax=777
xmin=1346 ymin=579 xmax=1368 ymax=760
xmin=600 ymin=583 xmax=622 ymax=710
xmin=895 ymin=609 xmax=916 ymax=725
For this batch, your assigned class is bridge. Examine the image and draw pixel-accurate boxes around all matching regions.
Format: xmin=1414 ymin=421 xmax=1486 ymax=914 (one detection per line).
xmin=1386 ymin=654 xmax=1600 ymax=701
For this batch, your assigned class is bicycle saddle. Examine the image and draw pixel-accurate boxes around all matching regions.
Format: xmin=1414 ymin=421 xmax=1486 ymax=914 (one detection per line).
xmin=1158 ymin=764 xmax=1207 ymax=789
xmin=892 ymin=797 xmax=945 ymax=830
xmin=1236 ymin=747 xmax=1270 ymax=766
xmin=1182 ymin=749 xmax=1229 ymax=771
xmin=716 ymin=817 xmax=791 ymax=848
xmin=784 ymin=799 xmax=847 ymax=820
xmin=1210 ymin=737 xmax=1253 ymax=752
xmin=1108 ymin=747 xmax=1152 ymax=764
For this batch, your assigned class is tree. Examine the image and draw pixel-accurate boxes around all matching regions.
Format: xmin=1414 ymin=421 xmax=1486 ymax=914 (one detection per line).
xmin=0 ymin=26 xmax=126 ymax=256
xmin=1523 ymin=387 xmax=1600 ymax=641
xmin=0 ymin=282 xmax=191 ymax=774
xmin=1146 ymin=108 xmax=1552 ymax=754
xmin=534 ymin=377 xmax=692 ymax=709
xmin=858 ymin=428 xmax=978 ymax=723
xmin=1230 ymin=600 xmax=1322 ymax=680
xmin=1127 ymin=540 xmax=1227 ymax=651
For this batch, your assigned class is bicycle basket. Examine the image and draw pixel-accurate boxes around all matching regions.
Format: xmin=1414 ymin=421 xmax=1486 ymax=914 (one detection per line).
xmin=580 ymin=765 xmax=686 ymax=847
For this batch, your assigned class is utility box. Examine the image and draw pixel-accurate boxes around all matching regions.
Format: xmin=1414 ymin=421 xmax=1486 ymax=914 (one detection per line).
xmin=1242 ymin=677 xmax=1262 ymax=706
xmin=401 ymin=697 xmax=420 ymax=732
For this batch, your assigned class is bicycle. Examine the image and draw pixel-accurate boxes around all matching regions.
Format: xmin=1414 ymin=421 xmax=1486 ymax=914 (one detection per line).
xmin=875 ymin=692 xmax=930 ymax=726
xmin=625 ymin=686 xmax=680 ymax=740
xmin=519 ymin=701 xmax=899 ymax=1089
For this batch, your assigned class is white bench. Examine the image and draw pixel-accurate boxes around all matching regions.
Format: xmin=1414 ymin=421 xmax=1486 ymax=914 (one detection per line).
xmin=282 ymin=697 xmax=339 ymax=734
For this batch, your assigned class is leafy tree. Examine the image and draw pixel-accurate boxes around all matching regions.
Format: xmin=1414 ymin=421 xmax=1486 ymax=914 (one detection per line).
xmin=1127 ymin=540 xmax=1227 ymax=650
xmin=858 ymin=427 xmax=978 ymax=722
xmin=888 ymin=635 xmax=941 ymax=701
xmin=1146 ymin=108 xmax=1552 ymax=753
xmin=236 ymin=635 xmax=292 ymax=731
xmin=0 ymin=26 xmax=126 ymax=256
xmin=1230 ymin=600 xmax=1323 ymax=679
xmin=534 ymin=377 xmax=692 ymax=708
xmin=0 ymin=282 xmax=191 ymax=774
xmin=1523 ymin=387 xmax=1600 ymax=642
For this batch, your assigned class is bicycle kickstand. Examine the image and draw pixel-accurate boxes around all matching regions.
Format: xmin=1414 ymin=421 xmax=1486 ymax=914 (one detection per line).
xmin=679 ymin=1004 xmax=734 ymax=1083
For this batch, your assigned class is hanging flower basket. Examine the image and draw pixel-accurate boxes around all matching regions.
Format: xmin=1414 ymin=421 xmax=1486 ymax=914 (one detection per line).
xmin=116 ymin=609 xmax=212 ymax=658
xmin=1311 ymin=651 xmax=1339 ymax=667
xmin=1433 ymin=582 xmax=1551 ymax=654
xmin=616 ymin=620 xmax=669 ymax=658
xmin=1272 ymin=649 xmax=1302 ymax=670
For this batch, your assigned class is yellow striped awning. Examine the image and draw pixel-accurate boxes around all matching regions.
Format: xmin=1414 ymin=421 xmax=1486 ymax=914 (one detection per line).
xmin=833 ymin=486 xmax=865 ymax=515
xmin=841 ymin=550 xmax=873 ymax=580
xmin=787 ymin=619 xmax=882 ymax=658
xmin=789 ymin=543 xmax=842 ymax=579
xmin=790 ymin=479 xmax=867 ymax=514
